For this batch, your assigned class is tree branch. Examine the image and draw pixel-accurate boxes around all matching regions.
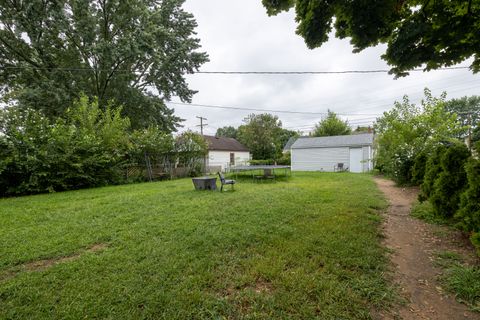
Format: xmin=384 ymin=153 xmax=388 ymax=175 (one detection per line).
xmin=99 ymin=57 xmax=130 ymax=99
xmin=0 ymin=35 xmax=41 ymax=68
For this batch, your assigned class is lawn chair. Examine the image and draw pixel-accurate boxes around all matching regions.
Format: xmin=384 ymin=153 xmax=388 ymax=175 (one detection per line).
xmin=334 ymin=163 xmax=345 ymax=172
xmin=218 ymin=172 xmax=235 ymax=191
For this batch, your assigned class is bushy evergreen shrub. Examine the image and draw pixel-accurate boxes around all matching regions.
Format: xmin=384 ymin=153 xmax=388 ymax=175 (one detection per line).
xmin=420 ymin=145 xmax=446 ymax=200
xmin=412 ymin=151 xmax=428 ymax=185
xmin=430 ymin=143 xmax=471 ymax=218
xmin=456 ymin=159 xmax=480 ymax=254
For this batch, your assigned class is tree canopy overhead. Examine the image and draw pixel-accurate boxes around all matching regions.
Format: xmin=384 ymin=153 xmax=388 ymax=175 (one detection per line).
xmin=0 ymin=0 xmax=208 ymax=130
xmin=261 ymin=0 xmax=480 ymax=77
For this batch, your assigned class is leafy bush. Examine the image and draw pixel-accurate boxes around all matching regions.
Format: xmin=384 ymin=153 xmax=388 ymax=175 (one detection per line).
xmin=0 ymin=96 xmax=210 ymax=196
xmin=248 ymin=154 xmax=291 ymax=166
xmin=391 ymin=144 xmax=415 ymax=185
xmin=374 ymin=89 xmax=463 ymax=184
xmin=277 ymin=152 xmax=291 ymax=165
xmin=175 ymin=131 xmax=208 ymax=176
xmin=456 ymin=158 xmax=480 ymax=254
xmin=0 ymin=96 xmax=131 ymax=196
xmin=430 ymin=143 xmax=471 ymax=218
xmin=249 ymin=159 xmax=275 ymax=165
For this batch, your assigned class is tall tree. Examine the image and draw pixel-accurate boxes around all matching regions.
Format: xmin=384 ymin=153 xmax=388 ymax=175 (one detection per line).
xmin=445 ymin=96 xmax=480 ymax=143
xmin=215 ymin=126 xmax=238 ymax=139
xmin=261 ymin=1 xmax=480 ymax=77
xmin=237 ymin=113 xmax=291 ymax=160
xmin=313 ymin=110 xmax=351 ymax=137
xmin=0 ymin=0 xmax=208 ymax=130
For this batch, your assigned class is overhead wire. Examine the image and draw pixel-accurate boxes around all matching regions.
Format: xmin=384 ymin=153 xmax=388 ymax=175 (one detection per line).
xmin=167 ymin=101 xmax=382 ymax=116
xmin=1 ymin=65 xmax=471 ymax=74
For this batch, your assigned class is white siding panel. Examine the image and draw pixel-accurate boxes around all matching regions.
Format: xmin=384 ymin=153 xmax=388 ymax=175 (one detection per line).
xmin=208 ymin=151 xmax=250 ymax=171
xmin=292 ymin=147 xmax=349 ymax=172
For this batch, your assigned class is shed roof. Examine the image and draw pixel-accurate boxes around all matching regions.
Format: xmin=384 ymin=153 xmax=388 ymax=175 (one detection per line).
xmin=291 ymin=133 xmax=374 ymax=149
xmin=204 ymin=135 xmax=249 ymax=152
xmin=282 ymin=136 xmax=299 ymax=152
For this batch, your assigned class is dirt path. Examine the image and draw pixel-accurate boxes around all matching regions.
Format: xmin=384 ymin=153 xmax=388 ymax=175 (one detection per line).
xmin=374 ymin=177 xmax=479 ymax=320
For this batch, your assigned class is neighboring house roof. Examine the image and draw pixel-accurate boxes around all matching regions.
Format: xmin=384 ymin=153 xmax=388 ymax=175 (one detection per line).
xmin=283 ymin=136 xmax=299 ymax=152
xmin=291 ymin=133 xmax=374 ymax=149
xmin=204 ymin=135 xmax=249 ymax=152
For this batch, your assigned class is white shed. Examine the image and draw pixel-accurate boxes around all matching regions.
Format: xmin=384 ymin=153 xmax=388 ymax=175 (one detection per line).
xmin=291 ymin=133 xmax=374 ymax=173
xmin=204 ymin=135 xmax=251 ymax=172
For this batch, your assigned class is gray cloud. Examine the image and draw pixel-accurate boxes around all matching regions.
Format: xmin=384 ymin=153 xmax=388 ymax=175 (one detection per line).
xmin=171 ymin=0 xmax=480 ymax=135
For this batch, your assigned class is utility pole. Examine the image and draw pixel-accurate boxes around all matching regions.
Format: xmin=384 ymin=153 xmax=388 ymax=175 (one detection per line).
xmin=196 ymin=116 xmax=207 ymax=135
xmin=196 ymin=116 xmax=208 ymax=175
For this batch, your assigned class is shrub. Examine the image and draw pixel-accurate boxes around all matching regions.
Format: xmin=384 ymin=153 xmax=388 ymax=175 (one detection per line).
xmin=411 ymin=151 xmax=428 ymax=185
xmin=277 ymin=152 xmax=291 ymax=165
xmin=0 ymin=96 xmax=131 ymax=196
xmin=374 ymin=90 xmax=463 ymax=184
xmin=175 ymin=131 xmax=208 ymax=177
xmin=249 ymin=159 xmax=275 ymax=165
xmin=456 ymin=158 xmax=480 ymax=254
xmin=391 ymin=145 xmax=415 ymax=185
xmin=430 ymin=143 xmax=471 ymax=218
xmin=420 ymin=144 xmax=446 ymax=200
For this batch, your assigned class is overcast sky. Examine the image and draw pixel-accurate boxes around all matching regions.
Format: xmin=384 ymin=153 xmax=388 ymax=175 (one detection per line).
xmin=170 ymin=0 xmax=480 ymax=135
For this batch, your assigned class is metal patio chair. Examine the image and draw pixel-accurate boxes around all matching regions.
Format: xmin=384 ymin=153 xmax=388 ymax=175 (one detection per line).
xmin=218 ymin=172 xmax=236 ymax=191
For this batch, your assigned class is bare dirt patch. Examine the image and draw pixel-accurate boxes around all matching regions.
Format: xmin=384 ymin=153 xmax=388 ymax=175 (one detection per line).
xmin=222 ymin=277 xmax=274 ymax=298
xmin=0 ymin=243 xmax=108 ymax=282
xmin=374 ymin=177 xmax=479 ymax=320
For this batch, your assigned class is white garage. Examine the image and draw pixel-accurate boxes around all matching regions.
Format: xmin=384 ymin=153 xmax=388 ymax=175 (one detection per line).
xmin=203 ymin=135 xmax=251 ymax=172
xmin=290 ymin=133 xmax=374 ymax=173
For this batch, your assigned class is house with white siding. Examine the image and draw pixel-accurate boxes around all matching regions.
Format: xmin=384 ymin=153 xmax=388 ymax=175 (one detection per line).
xmin=204 ymin=135 xmax=250 ymax=172
xmin=290 ymin=133 xmax=374 ymax=173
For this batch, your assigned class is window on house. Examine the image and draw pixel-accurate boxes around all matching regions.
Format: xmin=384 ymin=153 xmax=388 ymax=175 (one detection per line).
xmin=230 ymin=153 xmax=235 ymax=165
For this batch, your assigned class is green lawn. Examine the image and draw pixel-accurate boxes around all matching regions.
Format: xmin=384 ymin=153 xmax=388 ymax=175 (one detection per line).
xmin=0 ymin=172 xmax=394 ymax=319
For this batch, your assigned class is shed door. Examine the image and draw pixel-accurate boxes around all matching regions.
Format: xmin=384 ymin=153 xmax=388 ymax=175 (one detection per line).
xmin=349 ymin=148 xmax=363 ymax=173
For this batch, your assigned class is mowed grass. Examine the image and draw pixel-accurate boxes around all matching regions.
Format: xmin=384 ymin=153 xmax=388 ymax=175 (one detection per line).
xmin=0 ymin=172 xmax=393 ymax=319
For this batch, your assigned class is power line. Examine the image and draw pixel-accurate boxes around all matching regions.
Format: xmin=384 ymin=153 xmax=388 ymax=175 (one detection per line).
xmin=1 ymin=65 xmax=470 ymax=74
xmin=168 ymin=102 xmax=382 ymax=116
xmin=193 ymin=66 xmax=470 ymax=74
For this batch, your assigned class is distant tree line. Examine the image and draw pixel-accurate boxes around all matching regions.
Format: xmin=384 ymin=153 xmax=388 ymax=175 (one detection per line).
xmin=216 ymin=110 xmax=358 ymax=161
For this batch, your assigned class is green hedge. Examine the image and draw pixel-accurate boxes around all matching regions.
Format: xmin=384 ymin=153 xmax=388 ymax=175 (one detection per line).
xmin=411 ymin=151 xmax=428 ymax=185
xmin=418 ymin=142 xmax=480 ymax=254
xmin=430 ymin=143 xmax=471 ymax=218
xmin=420 ymin=145 xmax=446 ymax=201
xmin=456 ymin=158 xmax=480 ymax=254
xmin=0 ymin=97 xmax=131 ymax=196
xmin=0 ymin=96 xmax=207 ymax=197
